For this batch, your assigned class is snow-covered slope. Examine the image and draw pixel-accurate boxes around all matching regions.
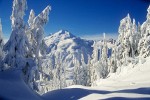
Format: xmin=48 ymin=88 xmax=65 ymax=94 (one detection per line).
xmin=43 ymin=30 xmax=93 ymax=68
xmin=34 ymin=30 xmax=93 ymax=94
xmin=42 ymin=57 xmax=150 ymax=100
xmin=0 ymin=70 xmax=42 ymax=100
xmin=1 ymin=56 xmax=150 ymax=100
xmin=44 ymin=30 xmax=93 ymax=63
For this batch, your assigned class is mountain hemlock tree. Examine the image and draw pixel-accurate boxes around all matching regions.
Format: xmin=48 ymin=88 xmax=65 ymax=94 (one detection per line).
xmin=79 ymin=54 xmax=89 ymax=86
xmin=100 ymin=33 xmax=109 ymax=78
xmin=27 ymin=6 xmax=51 ymax=93
xmin=92 ymin=41 xmax=99 ymax=62
xmin=90 ymin=40 xmax=103 ymax=86
xmin=132 ymin=19 xmax=138 ymax=57
xmin=117 ymin=14 xmax=138 ymax=66
xmin=90 ymin=41 xmax=99 ymax=86
xmin=73 ymin=55 xmax=80 ymax=85
xmin=1 ymin=0 xmax=51 ymax=93
xmin=86 ymin=55 xmax=92 ymax=86
xmin=2 ymin=0 xmax=41 ymax=89
xmin=137 ymin=22 xmax=141 ymax=56
xmin=28 ymin=6 xmax=50 ymax=75
xmin=109 ymin=40 xmax=117 ymax=73
xmin=90 ymin=33 xmax=109 ymax=86
xmin=130 ymin=19 xmax=136 ymax=59
xmin=3 ymin=0 xmax=32 ymax=76
xmin=56 ymin=54 xmax=63 ymax=89
xmin=41 ymin=52 xmax=67 ymax=94
xmin=138 ymin=5 xmax=150 ymax=57
xmin=0 ymin=19 xmax=4 ymax=71
xmin=27 ymin=5 xmax=51 ymax=74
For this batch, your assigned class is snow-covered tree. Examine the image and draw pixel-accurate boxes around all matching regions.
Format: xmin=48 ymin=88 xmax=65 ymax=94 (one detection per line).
xmin=47 ymin=53 xmax=67 ymax=92
xmin=138 ymin=5 xmax=150 ymax=57
xmin=134 ymin=22 xmax=141 ymax=56
xmin=92 ymin=41 xmax=100 ymax=62
xmin=73 ymin=55 xmax=80 ymax=85
xmin=137 ymin=22 xmax=142 ymax=43
xmin=86 ymin=55 xmax=92 ymax=86
xmin=26 ymin=9 xmax=35 ymax=45
xmin=0 ymin=19 xmax=5 ymax=71
xmin=130 ymin=19 xmax=137 ymax=58
xmin=79 ymin=54 xmax=89 ymax=85
xmin=26 ymin=6 xmax=51 ymax=92
xmin=2 ymin=1 xmax=51 ymax=93
xmin=2 ymin=0 xmax=38 ymax=86
xmin=90 ymin=33 xmax=109 ymax=86
xmin=99 ymin=33 xmax=109 ymax=77
xmin=71 ymin=53 xmax=90 ymax=86
xmin=117 ymin=14 xmax=132 ymax=65
xmin=90 ymin=40 xmax=101 ymax=85
xmin=109 ymin=40 xmax=117 ymax=73
xmin=4 ymin=0 xmax=29 ymax=70
xmin=28 ymin=9 xmax=35 ymax=28
xmin=0 ymin=19 xmax=4 ymax=49
xmin=27 ymin=6 xmax=51 ymax=70
xmin=116 ymin=14 xmax=140 ymax=66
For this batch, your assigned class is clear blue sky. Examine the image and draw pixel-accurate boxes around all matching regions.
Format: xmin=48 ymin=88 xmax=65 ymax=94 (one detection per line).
xmin=0 ymin=0 xmax=150 ymax=40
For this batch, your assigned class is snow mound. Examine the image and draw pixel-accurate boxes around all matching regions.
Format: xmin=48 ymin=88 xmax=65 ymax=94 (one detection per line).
xmin=0 ymin=70 xmax=42 ymax=100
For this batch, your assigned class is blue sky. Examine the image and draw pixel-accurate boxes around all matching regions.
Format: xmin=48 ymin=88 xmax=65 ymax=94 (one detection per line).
xmin=0 ymin=0 xmax=150 ymax=41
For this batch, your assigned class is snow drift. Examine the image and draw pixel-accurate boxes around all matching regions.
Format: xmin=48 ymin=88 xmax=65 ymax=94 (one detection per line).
xmin=0 ymin=70 xmax=42 ymax=100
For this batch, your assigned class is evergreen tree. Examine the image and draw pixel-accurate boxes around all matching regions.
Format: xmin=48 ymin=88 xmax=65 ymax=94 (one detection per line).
xmin=138 ymin=5 xmax=150 ymax=57
xmin=73 ymin=55 xmax=80 ymax=85
xmin=100 ymin=33 xmax=109 ymax=77
xmin=90 ymin=33 xmax=109 ymax=86
xmin=109 ymin=40 xmax=117 ymax=73
xmin=0 ymin=19 xmax=4 ymax=71
xmin=87 ymin=55 xmax=92 ymax=86
xmin=117 ymin=14 xmax=135 ymax=65
xmin=27 ymin=6 xmax=51 ymax=93
xmin=3 ymin=0 xmax=30 ymax=70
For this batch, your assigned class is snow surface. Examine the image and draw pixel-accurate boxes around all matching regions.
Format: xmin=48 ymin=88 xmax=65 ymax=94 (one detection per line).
xmin=1 ymin=56 xmax=150 ymax=100
xmin=0 ymin=39 xmax=150 ymax=100
xmin=1 ymin=35 xmax=150 ymax=100
xmin=0 ymin=70 xmax=42 ymax=100
xmin=43 ymin=57 xmax=150 ymax=100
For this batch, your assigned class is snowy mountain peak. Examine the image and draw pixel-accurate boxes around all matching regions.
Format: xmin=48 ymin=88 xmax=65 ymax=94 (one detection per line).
xmin=44 ymin=30 xmax=77 ymax=47
xmin=54 ymin=30 xmax=75 ymax=38
xmin=44 ymin=30 xmax=93 ymax=52
xmin=58 ymin=29 xmax=69 ymax=34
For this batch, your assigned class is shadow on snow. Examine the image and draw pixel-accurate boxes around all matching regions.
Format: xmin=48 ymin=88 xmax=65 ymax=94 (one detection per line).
xmin=42 ymin=87 xmax=150 ymax=100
